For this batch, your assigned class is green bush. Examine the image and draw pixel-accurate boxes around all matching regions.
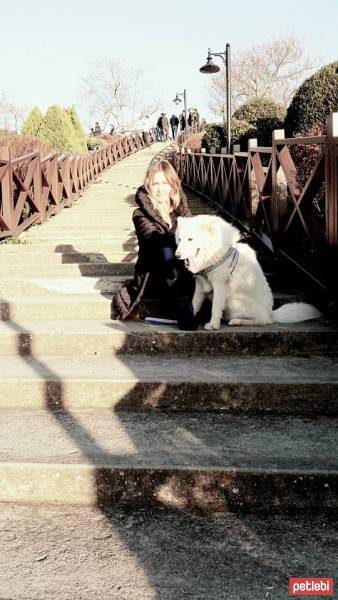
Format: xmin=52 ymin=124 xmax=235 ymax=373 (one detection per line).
xmin=233 ymin=98 xmax=285 ymax=147
xmin=232 ymin=118 xmax=257 ymax=147
xmin=202 ymin=123 xmax=223 ymax=152
xmin=21 ymin=106 xmax=44 ymax=136
xmin=202 ymin=98 xmax=285 ymax=152
xmin=285 ymin=61 xmax=338 ymax=136
xmin=202 ymin=119 xmax=255 ymax=152
xmin=233 ymin=98 xmax=285 ymax=123
xmin=86 ymin=136 xmax=107 ymax=150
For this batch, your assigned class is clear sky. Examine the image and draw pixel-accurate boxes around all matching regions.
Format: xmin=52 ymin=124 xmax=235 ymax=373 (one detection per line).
xmin=1 ymin=0 xmax=337 ymax=131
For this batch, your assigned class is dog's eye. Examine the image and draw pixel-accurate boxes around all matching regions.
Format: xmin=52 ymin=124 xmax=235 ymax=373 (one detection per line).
xmin=188 ymin=238 xmax=193 ymax=241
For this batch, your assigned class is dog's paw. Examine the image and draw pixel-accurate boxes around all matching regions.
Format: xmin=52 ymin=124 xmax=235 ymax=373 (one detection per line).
xmin=204 ymin=320 xmax=220 ymax=330
xmin=228 ymin=318 xmax=243 ymax=326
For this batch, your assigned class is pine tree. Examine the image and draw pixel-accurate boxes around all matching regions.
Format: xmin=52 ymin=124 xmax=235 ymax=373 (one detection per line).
xmin=21 ymin=106 xmax=44 ymax=136
xmin=39 ymin=105 xmax=76 ymax=154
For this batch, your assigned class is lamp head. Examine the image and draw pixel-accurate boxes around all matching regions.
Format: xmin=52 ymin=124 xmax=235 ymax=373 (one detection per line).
xmin=199 ymin=49 xmax=220 ymax=74
xmin=173 ymin=94 xmax=182 ymax=105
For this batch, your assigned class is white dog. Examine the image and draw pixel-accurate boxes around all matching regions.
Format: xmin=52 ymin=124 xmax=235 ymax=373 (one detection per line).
xmin=175 ymin=215 xmax=321 ymax=330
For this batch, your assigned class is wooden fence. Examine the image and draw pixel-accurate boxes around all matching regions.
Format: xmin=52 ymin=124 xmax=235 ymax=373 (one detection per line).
xmin=175 ymin=113 xmax=338 ymax=290
xmin=0 ymin=128 xmax=157 ymax=239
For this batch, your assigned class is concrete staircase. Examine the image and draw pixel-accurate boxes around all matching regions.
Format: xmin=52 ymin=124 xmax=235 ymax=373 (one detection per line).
xmin=1 ymin=143 xmax=337 ymax=516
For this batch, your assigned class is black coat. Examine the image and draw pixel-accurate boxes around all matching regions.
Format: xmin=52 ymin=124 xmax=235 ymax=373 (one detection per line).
xmin=170 ymin=116 xmax=179 ymax=127
xmin=112 ymin=186 xmax=192 ymax=319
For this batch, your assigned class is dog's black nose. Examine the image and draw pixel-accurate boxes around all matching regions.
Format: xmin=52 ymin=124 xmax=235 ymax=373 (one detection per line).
xmin=175 ymin=251 xmax=181 ymax=259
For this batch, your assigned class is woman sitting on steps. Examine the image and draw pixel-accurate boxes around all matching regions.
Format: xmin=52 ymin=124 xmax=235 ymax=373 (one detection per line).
xmin=111 ymin=159 xmax=197 ymax=329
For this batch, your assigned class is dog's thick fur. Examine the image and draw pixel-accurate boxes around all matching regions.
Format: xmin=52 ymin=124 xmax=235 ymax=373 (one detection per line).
xmin=175 ymin=215 xmax=321 ymax=330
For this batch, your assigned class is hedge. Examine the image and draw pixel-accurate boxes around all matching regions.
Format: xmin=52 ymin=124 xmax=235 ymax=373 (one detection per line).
xmin=285 ymin=61 xmax=338 ymax=136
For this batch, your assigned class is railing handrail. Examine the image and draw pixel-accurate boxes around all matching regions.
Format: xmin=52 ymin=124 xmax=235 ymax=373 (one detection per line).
xmin=11 ymin=151 xmax=40 ymax=165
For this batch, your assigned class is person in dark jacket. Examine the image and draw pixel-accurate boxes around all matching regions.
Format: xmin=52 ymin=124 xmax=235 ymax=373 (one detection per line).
xmin=112 ymin=160 xmax=196 ymax=329
xmin=170 ymin=114 xmax=179 ymax=139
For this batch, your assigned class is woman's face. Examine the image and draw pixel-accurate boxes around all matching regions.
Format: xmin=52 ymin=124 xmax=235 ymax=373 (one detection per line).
xmin=151 ymin=171 xmax=171 ymax=205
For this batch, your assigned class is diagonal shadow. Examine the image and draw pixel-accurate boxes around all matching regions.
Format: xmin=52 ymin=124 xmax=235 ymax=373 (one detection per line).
xmin=0 ymin=295 xmax=316 ymax=598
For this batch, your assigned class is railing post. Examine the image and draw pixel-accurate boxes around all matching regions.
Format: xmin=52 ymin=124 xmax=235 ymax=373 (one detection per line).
xmin=61 ymin=156 xmax=71 ymax=206
xmin=0 ymin=146 xmax=13 ymax=235
xmin=49 ymin=156 xmax=59 ymax=211
xmin=247 ymin=139 xmax=258 ymax=217
xmin=272 ymin=129 xmax=285 ymax=236
xmin=34 ymin=152 xmax=43 ymax=222
xmin=231 ymin=146 xmax=239 ymax=213
xmin=326 ymin=112 xmax=338 ymax=247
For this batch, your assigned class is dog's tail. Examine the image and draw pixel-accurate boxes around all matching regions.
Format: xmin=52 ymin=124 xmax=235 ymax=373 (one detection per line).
xmin=272 ymin=302 xmax=322 ymax=323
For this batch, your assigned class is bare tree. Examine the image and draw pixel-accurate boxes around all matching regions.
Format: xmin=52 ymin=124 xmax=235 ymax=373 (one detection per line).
xmin=0 ymin=91 xmax=26 ymax=132
xmin=208 ymin=36 xmax=316 ymax=119
xmin=81 ymin=61 xmax=160 ymax=132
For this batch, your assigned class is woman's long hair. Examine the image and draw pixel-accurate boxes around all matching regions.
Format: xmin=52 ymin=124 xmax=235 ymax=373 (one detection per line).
xmin=144 ymin=160 xmax=182 ymax=227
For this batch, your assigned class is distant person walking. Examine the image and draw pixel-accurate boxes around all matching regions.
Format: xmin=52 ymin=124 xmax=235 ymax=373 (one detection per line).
xmin=170 ymin=114 xmax=179 ymax=139
xmin=161 ymin=113 xmax=169 ymax=141
xmin=187 ymin=109 xmax=193 ymax=129
xmin=141 ymin=115 xmax=150 ymax=145
xmin=157 ymin=114 xmax=164 ymax=142
xmin=94 ymin=121 xmax=102 ymax=136
xmin=179 ymin=111 xmax=186 ymax=132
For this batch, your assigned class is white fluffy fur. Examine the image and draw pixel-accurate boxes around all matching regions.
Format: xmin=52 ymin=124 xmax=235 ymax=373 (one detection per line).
xmin=175 ymin=215 xmax=321 ymax=330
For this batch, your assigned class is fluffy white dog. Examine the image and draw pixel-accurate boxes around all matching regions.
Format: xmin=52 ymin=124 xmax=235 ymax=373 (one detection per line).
xmin=175 ymin=215 xmax=321 ymax=330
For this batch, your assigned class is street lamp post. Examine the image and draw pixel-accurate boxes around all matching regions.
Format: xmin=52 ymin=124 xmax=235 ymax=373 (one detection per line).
xmin=173 ymin=89 xmax=188 ymax=134
xmin=199 ymin=43 xmax=231 ymax=153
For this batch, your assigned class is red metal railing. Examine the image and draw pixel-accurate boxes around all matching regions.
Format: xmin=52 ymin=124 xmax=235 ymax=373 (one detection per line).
xmin=0 ymin=128 xmax=157 ymax=239
xmin=175 ymin=114 xmax=338 ymax=290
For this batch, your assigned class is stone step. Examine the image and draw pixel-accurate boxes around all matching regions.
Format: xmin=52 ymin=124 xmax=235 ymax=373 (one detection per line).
xmin=0 ymin=250 xmax=137 ymax=265
xmin=1 ymin=505 xmax=336 ymax=599
xmin=0 ymin=294 xmax=113 ymax=319
xmin=0 ymin=262 xmax=135 ymax=277
xmin=0 ymin=241 xmax=138 ymax=254
xmin=0 ymin=275 xmax=124 ymax=296
xmin=0 ymin=319 xmax=336 ymax=358
xmin=1 ymin=409 xmax=337 ymax=511
xmin=0 ymin=354 xmax=337 ymax=414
